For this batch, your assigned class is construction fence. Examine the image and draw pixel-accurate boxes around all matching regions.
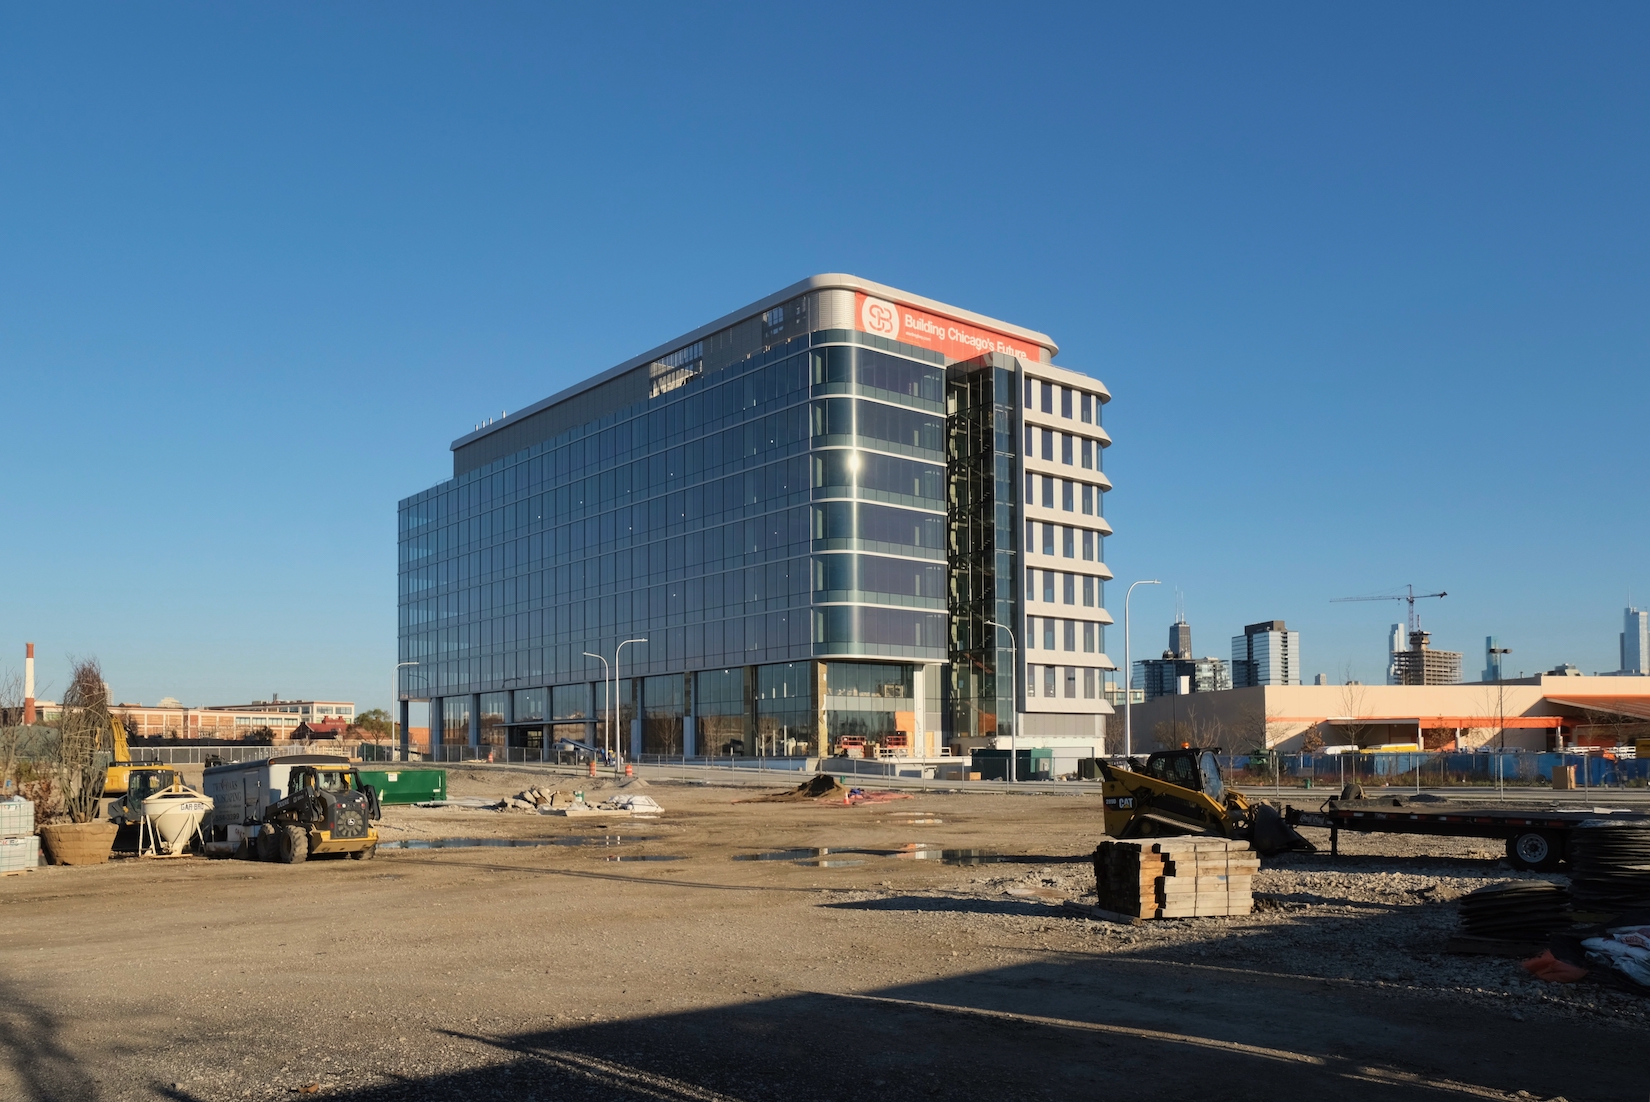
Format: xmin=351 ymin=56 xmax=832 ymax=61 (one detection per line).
xmin=1218 ymin=751 xmax=1650 ymax=790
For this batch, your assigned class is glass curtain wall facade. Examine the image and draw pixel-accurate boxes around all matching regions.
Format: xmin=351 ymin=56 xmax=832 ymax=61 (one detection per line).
xmin=398 ymin=277 xmax=1111 ymax=758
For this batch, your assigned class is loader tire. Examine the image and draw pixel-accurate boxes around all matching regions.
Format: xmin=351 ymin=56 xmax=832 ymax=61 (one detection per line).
xmin=278 ymin=824 xmax=309 ymax=864
xmin=255 ymin=830 xmax=277 ymax=862
xmin=349 ymin=844 xmax=377 ymax=861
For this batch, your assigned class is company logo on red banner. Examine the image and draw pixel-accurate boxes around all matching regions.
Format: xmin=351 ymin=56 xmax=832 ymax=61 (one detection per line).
xmin=855 ymin=293 xmax=1042 ymax=363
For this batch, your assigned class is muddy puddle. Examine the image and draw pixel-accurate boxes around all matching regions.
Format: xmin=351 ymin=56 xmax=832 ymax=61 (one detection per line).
xmin=382 ymin=834 xmax=646 ymax=851
xmin=734 ymin=844 xmax=1082 ymax=866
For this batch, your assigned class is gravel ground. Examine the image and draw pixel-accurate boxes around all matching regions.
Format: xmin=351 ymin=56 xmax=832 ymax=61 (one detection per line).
xmin=2 ymin=770 xmax=1641 ymax=1101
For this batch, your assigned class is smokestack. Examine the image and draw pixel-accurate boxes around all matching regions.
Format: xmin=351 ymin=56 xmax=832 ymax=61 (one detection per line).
xmin=24 ymin=643 xmax=35 ymax=726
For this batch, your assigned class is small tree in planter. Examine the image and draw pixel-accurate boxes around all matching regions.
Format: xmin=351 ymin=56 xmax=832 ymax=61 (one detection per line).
xmin=56 ymin=658 xmax=112 ymax=823
xmin=38 ymin=658 xmax=118 ymax=864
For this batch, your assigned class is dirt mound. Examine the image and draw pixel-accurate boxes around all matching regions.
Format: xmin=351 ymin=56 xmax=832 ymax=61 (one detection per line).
xmin=734 ymin=774 xmax=847 ymax=803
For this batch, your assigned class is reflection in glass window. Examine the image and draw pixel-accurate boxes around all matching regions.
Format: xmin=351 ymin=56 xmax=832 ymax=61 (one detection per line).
xmin=825 ymin=662 xmax=911 ymax=698
xmin=1061 ymin=388 xmax=1073 ymax=418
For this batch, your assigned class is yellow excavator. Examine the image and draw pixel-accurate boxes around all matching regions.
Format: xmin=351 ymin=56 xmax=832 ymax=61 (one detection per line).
xmin=103 ymin=716 xmax=178 ymax=799
xmin=1098 ymin=748 xmax=1313 ymax=856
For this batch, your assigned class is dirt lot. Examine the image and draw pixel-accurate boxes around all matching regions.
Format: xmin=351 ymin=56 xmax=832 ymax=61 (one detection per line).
xmin=1 ymin=767 xmax=1643 ymax=1102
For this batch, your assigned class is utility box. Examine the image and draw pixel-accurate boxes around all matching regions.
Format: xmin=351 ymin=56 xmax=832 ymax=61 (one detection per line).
xmin=202 ymin=755 xmax=353 ymax=838
xmin=355 ymin=768 xmax=446 ymax=805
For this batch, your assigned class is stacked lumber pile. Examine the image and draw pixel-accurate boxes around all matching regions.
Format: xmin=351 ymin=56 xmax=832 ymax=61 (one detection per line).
xmin=1092 ymin=838 xmax=1258 ymax=919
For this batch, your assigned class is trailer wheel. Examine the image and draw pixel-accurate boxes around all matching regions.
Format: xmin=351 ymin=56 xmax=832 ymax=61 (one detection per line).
xmin=1507 ymin=830 xmax=1561 ymax=872
xmin=349 ymin=844 xmax=377 ymax=861
xmin=278 ymin=824 xmax=309 ymax=864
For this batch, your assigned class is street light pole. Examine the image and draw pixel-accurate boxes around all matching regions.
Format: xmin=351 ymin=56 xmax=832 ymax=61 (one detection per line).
xmin=614 ymin=638 xmax=647 ymax=769
xmin=392 ymin=662 xmax=418 ymax=762
xmin=1123 ymin=579 xmax=1161 ymax=759
xmin=986 ymin=619 xmax=1017 ymax=785
xmin=1491 ymin=645 xmax=1512 ymax=800
xmin=582 ymin=652 xmax=610 ymax=764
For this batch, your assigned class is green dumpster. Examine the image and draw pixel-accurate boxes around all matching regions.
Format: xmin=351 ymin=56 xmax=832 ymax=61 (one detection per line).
xmin=357 ymin=768 xmax=447 ymax=805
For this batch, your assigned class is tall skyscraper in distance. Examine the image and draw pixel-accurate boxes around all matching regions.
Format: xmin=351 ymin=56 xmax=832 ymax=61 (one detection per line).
xmin=1168 ymin=617 xmax=1191 ymax=660
xmin=1386 ymin=623 xmax=1405 ymax=685
xmin=1232 ymin=620 xmax=1300 ymax=687
xmin=1622 ymin=607 xmax=1649 ymax=675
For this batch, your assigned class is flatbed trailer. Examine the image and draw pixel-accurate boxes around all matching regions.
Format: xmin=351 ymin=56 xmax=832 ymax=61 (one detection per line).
xmin=1285 ymin=799 xmax=1650 ymax=871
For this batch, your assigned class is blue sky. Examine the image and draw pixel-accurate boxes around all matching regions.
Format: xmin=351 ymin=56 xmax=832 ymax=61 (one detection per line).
xmin=2 ymin=4 xmax=1646 ymax=715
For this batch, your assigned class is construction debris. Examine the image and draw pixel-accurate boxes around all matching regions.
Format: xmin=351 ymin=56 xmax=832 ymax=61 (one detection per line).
xmin=1092 ymin=838 xmax=1258 ymax=919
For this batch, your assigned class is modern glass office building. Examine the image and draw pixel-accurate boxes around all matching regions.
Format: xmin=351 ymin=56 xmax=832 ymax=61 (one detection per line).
xmin=396 ymin=275 xmax=1114 ymax=761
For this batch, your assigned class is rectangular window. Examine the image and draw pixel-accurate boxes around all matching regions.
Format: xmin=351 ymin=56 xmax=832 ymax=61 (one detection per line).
xmin=1025 ymin=376 xmax=1033 ymax=407
xmin=1026 ymin=664 xmax=1036 ymax=694
xmin=1083 ymin=621 xmax=1095 ymax=651
xmin=1027 ymin=567 xmax=1037 ymax=601
xmin=1041 ymin=428 xmax=1053 ymax=461
xmin=1065 ymin=666 xmax=1077 ymax=697
xmin=1061 ymin=434 xmax=1073 ymax=465
xmin=1026 ymin=472 xmax=1034 ymax=501
xmin=1063 ymin=619 xmax=1076 ymax=651
xmin=1041 ymin=523 xmax=1054 ymax=555
xmin=1042 ymin=571 xmax=1055 ymax=602
xmin=1026 ymin=519 xmax=1035 ymax=554
xmin=1083 ymin=576 xmax=1094 ymax=606
xmin=1061 ymin=387 xmax=1073 ymax=418
xmin=1082 ymin=484 xmax=1094 ymax=515
xmin=1025 ymin=425 xmax=1035 ymax=453
xmin=1081 ymin=439 xmax=1092 ymax=469
xmin=1042 ymin=476 xmax=1054 ymax=509
xmin=1043 ymin=619 xmax=1056 ymax=650
xmin=1083 ymin=668 xmax=1096 ymax=698
xmin=1062 ymin=526 xmax=1074 ymax=558
xmin=1062 ymin=480 xmax=1074 ymax=512
xmin=1044 ymin=665 xmax=1057 ymax=696
xmin=1041 ymin=381 xmax=1053 ymax=414
xmin=1081 ymin=394 xmax=1092 ymax=424
xmin=1082 ymin=530 xmax=1094 ymax=561
xmin=1063 ymin=573 xmax=1075 ymax=605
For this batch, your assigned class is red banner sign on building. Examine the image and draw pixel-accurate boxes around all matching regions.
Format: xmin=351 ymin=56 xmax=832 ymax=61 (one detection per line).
xmin=854 ymin=292 xmax=1043 ymax=364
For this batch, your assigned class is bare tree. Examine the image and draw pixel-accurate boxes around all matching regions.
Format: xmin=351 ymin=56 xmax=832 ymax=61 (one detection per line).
xmin=0 ymin=671 xmax=24 ymax=790
xmin=54 ymin=659 xmax=112 ymax=824
xmin=1336 ymin=667 xmax=1371 ymax=749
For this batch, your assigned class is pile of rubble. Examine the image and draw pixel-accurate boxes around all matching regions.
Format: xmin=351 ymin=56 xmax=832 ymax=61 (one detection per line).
xmin=495 ymin=785 xmax=663 ymax=818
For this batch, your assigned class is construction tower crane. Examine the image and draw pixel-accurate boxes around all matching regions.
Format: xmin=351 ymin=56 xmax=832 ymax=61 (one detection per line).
xmin=1331 ymin=585 xmax=1447 ymax=634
